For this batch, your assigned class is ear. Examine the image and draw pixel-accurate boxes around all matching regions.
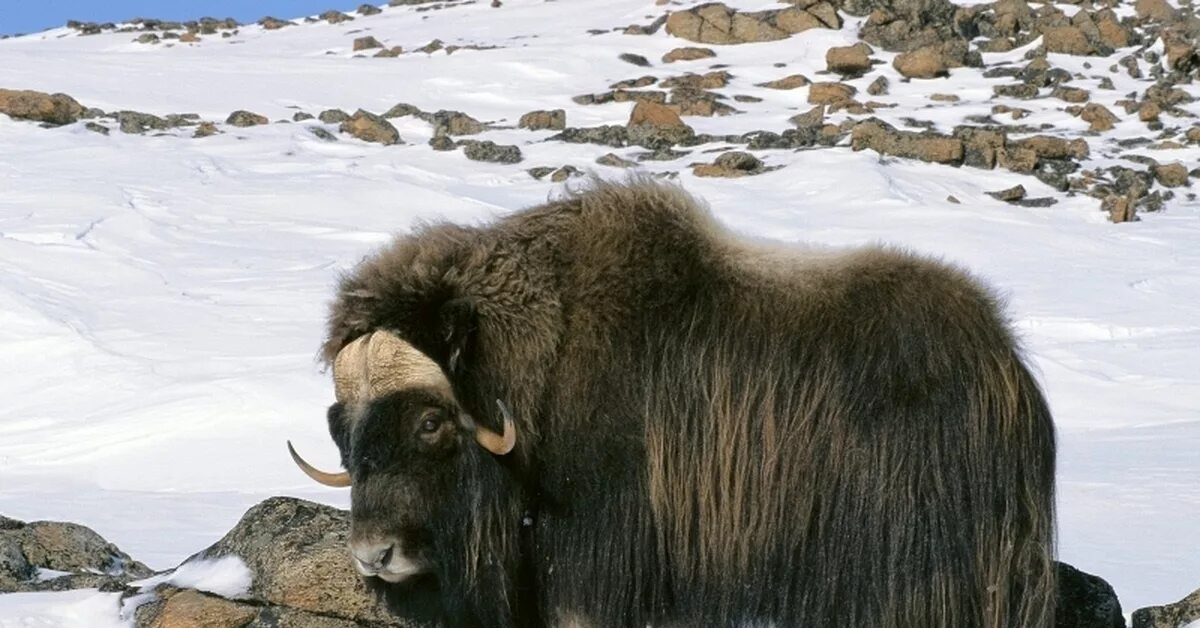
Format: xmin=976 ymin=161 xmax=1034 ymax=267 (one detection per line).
xmin=326 ymin=402 xmax=352 ymax=467
xmin=438 ymin=297 xmax=478 ymax=376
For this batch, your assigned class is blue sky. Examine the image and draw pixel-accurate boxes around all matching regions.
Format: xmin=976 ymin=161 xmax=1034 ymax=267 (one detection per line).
xmin=0 ymin=1 xmax=361 ymax=36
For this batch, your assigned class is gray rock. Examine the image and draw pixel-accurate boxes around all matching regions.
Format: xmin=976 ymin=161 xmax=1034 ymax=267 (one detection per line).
xmin=117 ymin=110 xmax=170 ymax=134
xmin=460 ymin=140 xmax=522 ymax=163
xmin=1058 ymin=562 xmax=1125 ymax=628
xmin=226 ymin=110 xmax=269 ymax=127
xmin=0 ymin=514 xmax=151 ymax=594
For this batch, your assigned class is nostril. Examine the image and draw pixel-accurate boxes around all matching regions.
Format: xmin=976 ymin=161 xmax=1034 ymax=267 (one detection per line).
xmin=376 ymin=544 xmax=394 ymax=568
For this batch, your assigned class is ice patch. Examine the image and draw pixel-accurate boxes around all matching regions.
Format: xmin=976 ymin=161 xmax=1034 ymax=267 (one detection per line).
xmin=0 ymin=590 xmax=127 ymax=628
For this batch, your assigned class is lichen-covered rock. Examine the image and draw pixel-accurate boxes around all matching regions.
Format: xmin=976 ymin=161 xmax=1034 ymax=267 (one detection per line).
xmin=662 ymin=47 xmax=716 ymax=63
xmin=851 ymin=117 xmax=964 ymax=164
xmin=518 ymin=109 xmax=566 ymax=131
xmin=1153 ymin=163 xmax=1189 ymax=188
xmin=807 ymin=82 xmax=857 ymax=105
xmin=826 ymin=43 xmax=873 ymax=76
xmin=1042 ymin=26 xmax=1094 ymax=55
xmin=340 ymin=109 xmax=401 ymax=145
xmin=0 ymin=88 xmax=85 ymax=125
xmin=353 ymin=35 xmax=383 ymax=51
xmin=893 ymin=46 xmax=948 ymax=79
xmin=757 ymin=74 xmax=809 ymax=90
xmin=118 ymin=110 xmax=171 ymax=134
xmin=1079 ymin=103 xmax=1118 ymax=132
xmin=664 ymin=2 xmax=835 ymax=45
xmin=226 ymin=110 xmax=269 ymax=127
xmin=0 ymin=514 xmax=151 ymax=594
xmin=693 ymin=150 xmax=770 ymax=177
xmin=1133 ymin=585 xmax=1200 ymax=627
xmin=423 ymin=110 xmax=484 ymax=136
xmin=319 ymin=109 xmax=351 ymax=123
xmin=460 ymin=140 xmax=522 ymax=163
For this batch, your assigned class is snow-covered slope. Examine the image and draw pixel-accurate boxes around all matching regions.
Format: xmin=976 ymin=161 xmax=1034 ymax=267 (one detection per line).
xmin=1 ymin=0 xmax=1198 ymax=624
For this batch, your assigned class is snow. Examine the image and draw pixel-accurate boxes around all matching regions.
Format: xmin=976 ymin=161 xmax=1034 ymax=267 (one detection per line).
xmin=130 ymin=556 xmax=252 ymax=600
xmin=1 ymin=0 xmax=1198 ymax=623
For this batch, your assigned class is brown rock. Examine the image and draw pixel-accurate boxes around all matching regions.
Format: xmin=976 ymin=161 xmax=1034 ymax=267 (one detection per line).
xmin=953 ymin=126 xmax=1006 ymax=169
xmin=1080 ymin=103 xmax=1119 ymax=132
xmin=997 ymin=146 xmax=1038 ymax=173
xmin=179 ymin=32 xmax=200 ymax=43
xmin=1186 ymin=127 xmax=1200 ymax=143
xmin=143 ymin=589 xmax=256 ymax=628
xmin=1013 ymin=135 xmax=1089 ymax=160
xmin=1153 ymin=163 xmax=1189 ymax=187
xmin=662 ymin=47 xmax=716 ymax=63
xmin=774 ymin=8 xmax=824 ymax=33
xmin=789 ymin=105 xmax=825 ymax=128
xmin=987 ymin=184 xmax=1026 ymax=202
xmin=1164 ymin=35 xmax=1198 ymax=72
xmin=193 ymin=122 xmax=219 ymax=138
xmin=225 ymin=110 xmax=268 ymax=127
xmin=894 ymin=46 xmax=947 ymax=79
xmin=808 ymin=81 xmax=856 ymax=105
xmin=1042 ymin=26 xmax=1092 ymax=55
xmin=851 ymin=117 xmax=963 ymax=164
xmin=1134 ymin=0 xmax=1178 ymax=21
xmin=693 ymin=151 xmax=767 ymax=177
xmin=730 ymin=13 xmax=788 ymax=42
xmin=661 ymin=71 xmax=731 ymax=89
xmin=320 ymin=10 xmax=354 ymax=24
xmin=0 ymin=89 xmax=85 ymax=125
xmin=930 ymin=93 xmax=959 ymax=102
xmin=1095 ymin=14 xmax=1130 ymax=48
xmin=1133 ymin=586 xmax=1200 ymax=627
xmin=340 ymin=109 xmax=401 ymax=145
xmin=867 ymin=76 xmax=889 ymax=95
xmin=353 ymin=35 xmax=382 ymax=51
xmin=258 ymin=16 xmax=291 ymax=30
xmin=1052 ymin=86 xmax=1090 ymax=103
xmin=826 ymin=43 xmax=873 ymax=76
xmin=519 ymin=109 xmax=566 ymax=131
xmin=757 ymin=74 xmax=809 ymax=89
xmin=374 ymin=46 xmax=403 ymax=57
xmin=628 ymin=100 xmax=687 ymax=129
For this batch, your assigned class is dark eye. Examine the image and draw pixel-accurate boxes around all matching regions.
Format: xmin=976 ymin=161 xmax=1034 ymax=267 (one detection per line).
xmin=419 ymin=412 xmax=443 ymax=434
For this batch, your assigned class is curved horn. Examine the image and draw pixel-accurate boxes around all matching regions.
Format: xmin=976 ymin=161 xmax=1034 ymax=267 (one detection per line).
xmin=333 ymin=333 xmax=372 ymax=404
xmin=473 ymin=400 xmax=518 ymax=456
xmin=287 ymin=441 xmax=352 ymax=487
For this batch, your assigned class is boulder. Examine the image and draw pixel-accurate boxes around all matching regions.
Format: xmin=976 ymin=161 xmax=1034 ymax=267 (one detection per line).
xmin=692 ymin=151 xmax=771 ymax=177
xmin=826 ymin=43 xmax=873 ymax=76
xmin=664 ymin=2 xmax=835 ymax=45
xmin=893 ymin=46 xmax=948 ymax=79
xmin=519 ymin=109 xmax=566 ymax=131
xmin=1133 ymin=586 xmax=1200 ymax=627
xmin=662 ymin=47 xmax=716 ymax=63
xmin=1042 ymin=26 xmax=1093 ymax=55
xmin=1079 ymin=103 xmax=1118 ymax=132
xmin=851 ymin=117 xmax=964 ymax=164
xmin=226 ymin=110 xmax=268 ymax=127
xmin=353 ymin=36 xmax=383 ymax=51
xmin=460 ymin=140 xmax=523 ymax=163
xmin=0 ymin=514 xmax=151 ymax=594
xmin=807 ymin=82 xmax=857 ymax=105
xmin=0 ymin=88 xmax=85 ymax=125
xmin=757 ymin=74 xmax=810 ymax=90
xmin=1152 ymin=163 xmax=1189 ymax=188
xmin=340 ymin=109 xmax=402 ymax=145
xmin=1057 ymin=562 xmax=1125 ymax=628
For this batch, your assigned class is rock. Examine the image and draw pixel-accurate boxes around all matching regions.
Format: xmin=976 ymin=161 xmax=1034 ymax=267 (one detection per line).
xmin=611 ymin=76 xmax=658 ymax=89
xmin=952 ymin=126 xmax=1006 ymax=169
xmin=789 ymin=105 xmax=825 ymax=128
xmin=226 ymin=110 xmax=268 ymax=127
xmin=416 ymin=39 xmax=444 ymax=54
xmin=1134 ymin=0 xmax=1178 ymax=22
xmin=353 ymin=35 xmax=383 ymax=51
xmin=319 ymin=109 xmax=351 ymax=123
xmin=1013 ymin=135 xmax=1089 ymax=161
xmin=375 ymin=46 xmax=404 ymax=57
xmin=340 ymin=109 xmax=401 ymax=145
xmin=894 ymin=46 xmax=947 ymax=79
xmin=320 ymin=10 xmax=354 ymax=24
xmin=994 ymin=83 xmax=1040 ymax=99
xmin=134 ymin=33 xmax=160 ymax=44
xmin=662 ymin=47 xmax=716 ymax=63
xmin=661 ymin=71 xmax=731 ymax=90
xmin=1053 ymin=86 xmax=1090 ymax=103
xmin=851 ymin=117 xmax=964 ymax=164
xmin=987 ymin=184 xmax=1026 ymax=201
xmin=1057 ymin=562 xmax=1125 ymax=628
xmin=117 ymin=111 xmax=170 ymax=134
xmin=693 ymin=151 xmax=768 ymax=177
xmin=1080 ymin=103 xmax=1119 ymax=132
xmin=426 ymin=110 xmax=484 ymax=136
xmin=292 ymin=112 xmax=314 ymax=122
xmin=429 ymin=135 xmax=456 ymax=151
xmin=628 ymin=100 xmax=687 ymax=130
xmin=358 ymin=4 xmax=383 ymax=15
xmin=382 ymin=103 xmax=422 ymax=118
xmin=596 ymin=153 xmax=637 ymax=168
xmin=664 ymin=2 xmax=834 ymax=45
xmin=1134 ymin=586 xmax=1200 ymax=627
xmin=1042 ymin=26 xmax=1093 ymax=55
xmin=619 ymin=53 xmax=651 ymax=67
xmin=826 ymin=43 xmax=873 ymax=76
xmin=193 ymin=122 xmax=219 ymax=138
xmin=460 ymin=140 xmax=522 ymax=163
xmin=867 ymin=76 xmax=889 ymax=96
xmin=0 ymin=88 xmax=85 ymax=125
xmin=1 ymin=515 xmax=151 ymax=594
xmin=179 ymin=33 xmax=199 ymax=43
xmin=807 ymin=82 xmax=857 ymax=105
xmin=309 ymin=127 xmax=337 ymax=141
xmin=1153 ymin=163 xmax=1189 ymax=187
xmin=85 ymin=122 xmax=110 ymax=135
xmin=519 ymin=109 xmax=566 ymax=131
xmin=757 ymin=74 xmax=810 ymax=89
xmin=258 ymin=16 xmax=292 ymax=30
xmin=549 ymin=165 xmax=582 ymax=182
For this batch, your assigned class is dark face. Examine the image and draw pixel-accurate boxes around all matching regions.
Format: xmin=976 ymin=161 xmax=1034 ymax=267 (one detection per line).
xmin=328 ymin=388 xmax=468 ymax=583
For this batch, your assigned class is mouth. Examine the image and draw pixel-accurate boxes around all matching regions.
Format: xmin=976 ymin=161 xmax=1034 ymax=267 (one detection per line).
xmin=353 ymin=550 xmax=428 ymax=583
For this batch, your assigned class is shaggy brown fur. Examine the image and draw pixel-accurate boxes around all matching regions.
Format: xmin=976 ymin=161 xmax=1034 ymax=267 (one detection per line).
xmin=322 ymin=178 xmax=1057 ymax=628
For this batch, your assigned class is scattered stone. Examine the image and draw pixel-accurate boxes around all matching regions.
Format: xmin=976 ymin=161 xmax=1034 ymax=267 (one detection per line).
xmin=1153 ymin=163 xmax=1189 ymax=187
xmin=0 ymin=89 xmax=85 ymax=126
xmin=826 ymin=43 xmax=873 ymax=77
xmin=429 ymin=135 xmax=456 ymax=151
xmin=226 ymin=110 xmax=268 ymax=127
xmin=416 ymin=39 xmax=444 ymax=54
xmin=994 ymin=83 xmax=1041 ymax=99
xmin=661 ymin=71 xmax=731 ymax=90
xmin=357 ymin=4 xmax=383 ymax=15
xmin=519 ymin=109 xmax=566 ymax=131
xmin=1053 ymin=86 xmax=1090 ymax=103
xmin=353 ymin=35 xmax=383 ymax=51
xmin=193 ymin=121 xmax=219 ymax=138
xmin=757 ymin=74 xmax=810 ymax=90
xmin=460 ymin=140 xmax=522 ymax=163
xmin=851 ymin=117 xmax=963 ymax=164
xmin=308 ymin=127 xmax=337 ymax=141
xmin=664 ymin=2 xmax=837 ymax=45
xmin=946 ymin=195 xmax=961 ymax=204
xmin=134 ymin=33 xmax=160 ymax=44
xmin=179 ymin=32 xmax=200 ymax=43
xmin=117 ymin=111 xmax=170 ymax=134
xmin=374 ymin=46 xmax=404 ymax=57
xmin=894 ymin=46 xmax=948 ymax=79
xmin=987 ymin=184 xmax=1027 ymax=201
xmin=807 ymin=82 xmax=856 ymax=105
xmin=733 ymin=94 xmax=763 ymax=103
xmin=867 ymin=76 xmax=889 ymax=96
xmin=619 ymin=53 xmax=652 ymax=67
xmin=85 ymin=122 xmax=109 ymax=135
xmin=596 ymin=152 xmax=637 ymax=168
xmin=0 ymin=515 xmax=151 ymax=594
xmin=1079 ymin=103 xmax=1119 ymax=132
xmin=662 ymin=47 xmax=716 ymax=63
xmin=693 ymin=151 xmax=769 ymax=177
xmin=1042 ymin=26 xmax=1093 ymax=55
xmin=382 ymin=102 xmax=421 ymax=118
xmin=930 ymin=93 xmax=960 ymax=102
xmin=258 ymin=16 xmax=292 ymax=30
xmin=611 ymin=76 xmax=657 ymax=89
xmin=339 ymin=109 xmax=401 ymax=144
xmin=292 ymin=112 xmax=314 ymax=122
xmin=789 ymin=105 xmax=825 ymax=128
xmin=1134 ymin=0 xmax=1178 ymax=22
xmin=319 ymin=109 xmax=351 ymax=124
xmin=426 ymin=110 xmax=484 ymax=136
xmin=320 ymin=10 xmax=354 ymax=24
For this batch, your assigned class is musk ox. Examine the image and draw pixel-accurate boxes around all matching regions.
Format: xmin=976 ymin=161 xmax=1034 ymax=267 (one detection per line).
xmin=289 ymin=179 xmax=1057 ymax=628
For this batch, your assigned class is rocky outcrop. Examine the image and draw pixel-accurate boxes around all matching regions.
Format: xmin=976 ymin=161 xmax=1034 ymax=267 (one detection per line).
xmin=1133 ymin=586 xmax=1200 ymax=628
xmin=0 ymin=514 xmax=151 ymax=593
xmin=665 ymin=2 xmax=840 ymax=45
xmin=519 ymin=109 xmax=566 ymax=131
xmin=340 ymin=109 xmax=402 ymax=145
xmin=0 ymin=88 xmax=86 ymax=125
